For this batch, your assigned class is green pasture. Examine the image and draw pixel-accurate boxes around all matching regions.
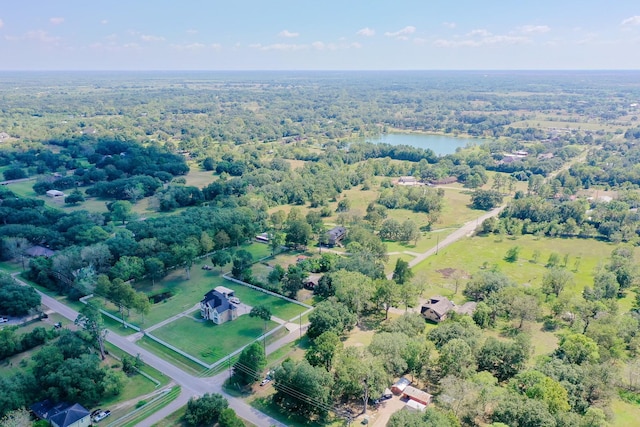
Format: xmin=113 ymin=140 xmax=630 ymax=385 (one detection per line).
xmin=412 ymin=234 xmax=627 ymax=298
xmin=151 ymin=315 xmax=278 ymax=364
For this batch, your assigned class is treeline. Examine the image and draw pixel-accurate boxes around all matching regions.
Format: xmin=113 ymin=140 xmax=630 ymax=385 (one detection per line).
xmin=482 ymin=190 xmax=640 ymax=243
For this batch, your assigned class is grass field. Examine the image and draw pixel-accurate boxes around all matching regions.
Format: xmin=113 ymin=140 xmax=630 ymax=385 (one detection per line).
xmin=220 ymin=282 xmax=308 ymax=321
xmin=412 ymin=234 xmax=625 ymax=297
xmin=151 ymin=315 xmax=278 ymax=364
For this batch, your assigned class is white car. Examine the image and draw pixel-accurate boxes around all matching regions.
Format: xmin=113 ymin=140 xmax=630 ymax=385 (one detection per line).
xmin=93 ymin=410 xmax=111 ymax=422
xmin=229 ymin=297 xmax=240 ymax=304
xmin=0 ymin=317 xmax=8 ymax=323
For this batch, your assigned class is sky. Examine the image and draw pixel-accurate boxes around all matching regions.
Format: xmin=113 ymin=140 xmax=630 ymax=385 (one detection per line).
xmin=1 ymin=1 xmax=640 ymax=70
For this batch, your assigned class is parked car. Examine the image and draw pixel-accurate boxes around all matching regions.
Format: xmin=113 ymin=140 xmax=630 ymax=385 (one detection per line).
xmin=0 ymin=317 xmax=7 ymax=323
xmin=260 ymin=376 xmax=272 ymax=386
xmin=90 ymin=409 xmax=102 ymax=418
xmin=93 ymin=410 xmax=111 ymax=422
xmin=229 ymin=297 xmax=240 ymax=304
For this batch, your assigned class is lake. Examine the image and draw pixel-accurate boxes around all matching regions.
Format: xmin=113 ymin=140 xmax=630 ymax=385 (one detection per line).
xmin=366 ymin=133 xmax=488 ymax=156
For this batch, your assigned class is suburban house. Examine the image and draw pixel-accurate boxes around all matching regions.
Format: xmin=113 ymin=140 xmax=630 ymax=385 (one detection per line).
xmin=391 ymin=377 xmax=411 ymax=394
xmin=304 ymin=274 xmax=321 ymax=290
xmin=200 ymin=286 xmax=238 ymax=325
xmin=325 ymin=226 xmax=347 ymax=247
xmin=46 ymin=189 xmax=65 ymax=198
xmin=420 ymin=296 xmax=477 ymax=322
xmin=420 ymin=296 xmax=455 ymax=323
xmin=31 ymin=400 xmax=91 ymax=427
xmin=25 ymin=245 xmax=56 ymax=258
xmin=402 ymin=386 xmax=433 ymax=412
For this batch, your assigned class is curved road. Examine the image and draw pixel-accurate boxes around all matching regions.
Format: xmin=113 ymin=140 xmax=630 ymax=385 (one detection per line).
xmin=12 ymin=274 xmax=287 ymax=427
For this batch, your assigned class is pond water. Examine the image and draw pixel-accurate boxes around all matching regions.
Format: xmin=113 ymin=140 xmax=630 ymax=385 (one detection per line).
xmin=366 ymin=133 xmax=488 ymax=156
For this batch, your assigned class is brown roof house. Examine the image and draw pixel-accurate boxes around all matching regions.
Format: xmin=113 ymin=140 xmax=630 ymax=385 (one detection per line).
xmin=420 ymin=296 xmax=455 ymax=323
xmin=200 ymin=286 xmax=238 ymax=325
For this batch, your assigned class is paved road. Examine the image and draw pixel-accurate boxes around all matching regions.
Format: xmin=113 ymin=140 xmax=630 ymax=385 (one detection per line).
xmin=12 ymin=274 xmax=287 ymax=427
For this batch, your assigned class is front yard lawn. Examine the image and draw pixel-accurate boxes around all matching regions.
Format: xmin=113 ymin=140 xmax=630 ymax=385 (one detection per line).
xmin=151 ymin=315 xmax=279 ymax=364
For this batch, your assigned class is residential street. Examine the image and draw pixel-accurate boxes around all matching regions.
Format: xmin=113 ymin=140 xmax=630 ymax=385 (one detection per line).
xmin=12 ymin=274 xmax=288 ymax=427
xmin=8 ymin=202 xmax=503 ymax=426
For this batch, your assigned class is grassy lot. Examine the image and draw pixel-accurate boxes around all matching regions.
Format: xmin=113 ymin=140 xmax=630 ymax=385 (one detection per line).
xmin=184 ymin=169 xmax=217 ymax=188
xmin=244 ymin=242 xmax=273 ymax=260
xmin=137 ymin=336 xmax=208 ymax=375
xmin=412 ymin=234 xmax=624 ymax=296
xmin=249 ymin=396 xmax=344 ymax=427
xmin=611 ymin=398 xmax=640 ymax=427
xmin=220 ymin=282 xmax=308 ymax=320
xmin=151 ymin=315 xmax=279 ymax=364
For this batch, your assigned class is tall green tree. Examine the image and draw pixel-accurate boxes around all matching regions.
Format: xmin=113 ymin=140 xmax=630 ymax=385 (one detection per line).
xmin=184 ymin=393 xmax=228 ymax=427
xmin=392 ymin=259 xmax=414 ymax=284
xmin=232 ymin=342 xmax=266 ymax=386
xmin=75 ymin=303 xmax=108 ymax=360
xmin=305 ymin=331 xmax=341 ymax=371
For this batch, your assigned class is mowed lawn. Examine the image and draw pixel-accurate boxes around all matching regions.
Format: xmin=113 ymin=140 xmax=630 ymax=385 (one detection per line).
xmin=151 ymin=314 xmax=278 ymax=364
xmin=221 ymin=282 xmax=308 ymax=321
xmin=412 ymin=234 xmax=628 ymax=297
xmin=104 ymin=253 xmax=306 ymax=328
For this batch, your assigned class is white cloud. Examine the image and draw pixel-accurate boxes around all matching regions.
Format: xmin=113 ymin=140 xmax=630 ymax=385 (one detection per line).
xmin=0 ymin=19 xmax=4 ymax=29
xmin=621 ymin=16 xmax=640 ymax=26
xmin=26 ymin=30 xmax=60 ymax=43
xmin=434 ymin=34 xmax=529 ymax=48
xmin=278 ymin=30 xmax=299 ymax=38
xmin=252 ymin=43 xmax=307 ymax=51
xmin=384 ymin=26 xmax=416 ymax=38
xmin=318 ymin=41 xmax=362 ymax=50
xmin=170 ymin=42 xmax=206 ymax=50
xmin=211 ymin=43 xmax=222 ymax=50
xmin=100 ymin=19 xmax=108 ymax=25
xmin=442 ymin=22 xmax=456 ymax=29
xmin=186 ymin=29 xmax=198 ymax=34
xmin=50 ymin=17 xmax=65 ymax=25
xmin=141 ymin=34 xmax=165 ymax=42
xmin=467 ymin=29 xmax=492 ymax=37
xmin=357 ymin=27 xmax=375 ymax=37
xmin=251 ymin=40 xmax=360 ymax=52
xmin=518 ymin=24 xmax=551 ymax=34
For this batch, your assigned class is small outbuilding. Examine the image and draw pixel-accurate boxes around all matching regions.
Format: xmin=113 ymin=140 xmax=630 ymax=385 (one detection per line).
xmin=46 ymin=189 xmax=65 ymax=198
xmin=402 ymin=385 xmax=433 ymax=406
xmin=391 ymin=377 xmax=411 ymax=395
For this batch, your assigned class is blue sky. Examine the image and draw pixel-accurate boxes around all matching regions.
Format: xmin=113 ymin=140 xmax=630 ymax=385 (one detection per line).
xmin=1 ymin=1 xmax=640 ymax=70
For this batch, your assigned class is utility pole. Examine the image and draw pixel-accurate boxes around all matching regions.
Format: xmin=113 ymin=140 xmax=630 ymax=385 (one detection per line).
xmin=436 ymin=235 xmax=440 ymax=255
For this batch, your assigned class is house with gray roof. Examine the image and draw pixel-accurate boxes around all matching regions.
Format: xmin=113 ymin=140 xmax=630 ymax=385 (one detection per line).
xmin=31 ymin=400 xmax=90 ymax=427
xmin=200 ymin=286 xmax=238 ymax=324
